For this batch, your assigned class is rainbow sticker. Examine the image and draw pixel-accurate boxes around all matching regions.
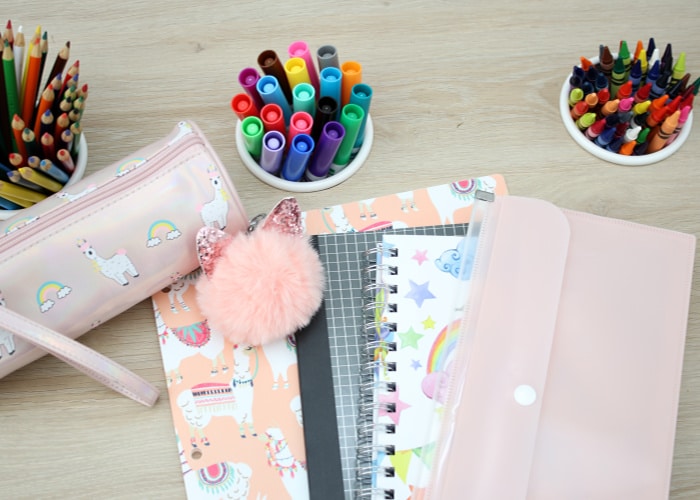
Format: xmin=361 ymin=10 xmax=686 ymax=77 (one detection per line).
xmin=3 ymin=216 xmax=38 ymax=234
xmin=147 ymin=219 xmax=182 ymax=247
xmin=36 ymin=281 xmax=72 ymax=313
xmin=115 ymin=158 xmax=146 ymax=177
xmin=426 ymin=319 xmax=461 ymax=374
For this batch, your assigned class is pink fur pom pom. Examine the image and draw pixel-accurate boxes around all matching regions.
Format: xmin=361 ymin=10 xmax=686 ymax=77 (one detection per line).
xmin=195 ymin=229 xmax=324 ymax=346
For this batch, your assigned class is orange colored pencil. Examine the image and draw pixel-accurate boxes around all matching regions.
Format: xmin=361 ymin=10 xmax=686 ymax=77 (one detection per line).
xmin=54 ymin=111 xmax=69 ymax=143
xmin=20 ymin=36 xmax=41 ymax=124
xmin=11 ymin=114 xmax=27 ymax=158
xmin=33 ymin=84 xmax=55 ymax=136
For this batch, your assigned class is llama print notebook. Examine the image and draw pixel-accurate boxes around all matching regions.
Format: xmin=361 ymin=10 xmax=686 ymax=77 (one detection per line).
xmin=367 ymin=234 xmax=467 ymax=500
xmin=152 ymin=174 xmax=508 ymax=499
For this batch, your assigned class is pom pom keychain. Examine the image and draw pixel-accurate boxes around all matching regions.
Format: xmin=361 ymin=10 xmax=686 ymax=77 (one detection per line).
xmin=195 ymin=197 xmax=325 ymax=346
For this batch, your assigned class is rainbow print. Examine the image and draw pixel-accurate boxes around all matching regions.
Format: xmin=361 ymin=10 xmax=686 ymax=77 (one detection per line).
xmin=115 ymin=158 xmax=146 ymax=176
xmin=4 ymin=216 xmax=37 ymax=234
xmin=148 ymin=220 xmax=178 ymax=240
xmin=36 ymin=281 xmax=68 ymax=306
xmin=426 ymin=319 xmax=461 ymax=374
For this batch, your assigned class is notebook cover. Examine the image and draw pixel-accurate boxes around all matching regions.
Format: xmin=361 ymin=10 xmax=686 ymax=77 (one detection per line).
xmin=428 ymin=196 xmax=696 ymax=499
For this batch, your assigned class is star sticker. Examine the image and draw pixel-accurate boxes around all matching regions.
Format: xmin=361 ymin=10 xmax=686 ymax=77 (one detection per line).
xmin=379 ymin=388 xmax=410 ymax=424
xmin=422 ymin=315 xmax=436 ymax=330
xmin=405 ymin=280 xmax=435 ymax=308
xmin=410 ymin=358 xmax=422 ymax=370
xmin=399 ymin=327 xmax=423 ymax=349
xmin=412 ymin=248 xmax=429 ymax=265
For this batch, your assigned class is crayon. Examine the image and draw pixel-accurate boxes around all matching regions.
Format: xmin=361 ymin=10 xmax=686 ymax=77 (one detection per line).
xmin=311 ymin=96 xmax=338 ymax=142
xmin=604 ymin=113 xmax=621 ymax=129
xmin=616 ymin=97 xmax=635 ymax=123
xmin=616 ymin=81 xmax=633 ymax=101
xmin=666 ymin=95 xmax=682 ymax=115
xmin=585 ymin=118 xmax=606 ymax=140
xmin=580 ymin=57 xmax=593 ymax=71
xmin=666 ymin=105 xmax=691 ymax=145
xmin=259 ymin=130 xmax=286 ymax=175
xmin=349 ymin=83 xmax=373 ymax=152
xmin=570 ymin=101 xmax=589 ymax=121
xmin=319 ymin=67 xmax=343 ymax=119
xmin=618 ymin=139 xmax=636 ymax=156
xmin=584 ymin=92 xmax=599 ymax=111
xmin=613 ymin=121 xmax=629 ymax=140
xmin=331 ymin=103 xmax=364 ymax=174
xmin=281 ymin=133 xmax=314 ymax=182
xmin=585 ymin=66 xmax=599 ymax=86
xmin=598 ymin=46 xmax=614 ymax=80
xmin=594 ymin=72 xmax=609 ymax=92
xmin=646 ymin=60 xmax=660 ymax=89
xmin=238 ymin=67 xmax=264 ymax=110
xmin=649 ymin=72 xmax=669 ymax=100
xmin=633 ymin=100 xmax=651 ymax=117
xmin=670 ymin=52 xmax=686 ymax=87
xmin=305 ymin=121 xmax=345 ymax=181
xmin=633 ymin=82 xmax=652 ymax=104
xmin=647 ymin=109 xmax=680 ymax=154
xmin=568 ymin=88 xmax=584 ymax=107
xmin=633 ymin=40 xmax=644 ymax=62
xmin=638 ymin=49 xmax=648 ymax=81
xmin=340 ymin=61 xmax=362 ymax=107
xmin=240 ymin=116 xmax=264 ymax=160
xmin=257 ymin=50 xmax=293 ymax=104
xmin=647 ymin=38 xmax=656 ymax=60
xmin=609 ymin=58 xmax=626 ymax=98
xmin=260 ymin=103 xmax=286 ymax=136
xmin=288 ymin=41 xmax=320 ymax=92
xmin=618 ymin=40 xmax=632 ymax=80
xmin=623 ymin=125 xmax=642 ymax=144
xmin=660 ymin=43 xmax=673 ymax=76
xmin=316 ymin=45 xmax=339 ymax=71
xmin=288 ymin=111 xmax=313 ymax=146
xmin=667 ymin=74 xmax=689 ymax=99
xmin=629 ymin=60 xmax=642 ymax=92
xmin=605 ymin=136 xmax=623 ymax=153
xmin=645 ymin=105 xmax=668 ymax=129
xmin=231 ymin=93 xmax=258 ymax=121
xmin=633 ymin=139 xmax=649 ymax=156
xmin=256 ymin=75 xmax=292 ymax=124
xmin=576 ymin=112 xmax=596 ymax=131
xmin=600 ymin=98 xmax=619 ymax=117
xmin=292 ymin=82 xmax=316 ymax=116
xmin=594 ymin=126 xmax=615 ymax=148
xmin=596 ymin=88 xmax=610 ymax=108
xmin=284 ymin=57 xmax=312 ymax=91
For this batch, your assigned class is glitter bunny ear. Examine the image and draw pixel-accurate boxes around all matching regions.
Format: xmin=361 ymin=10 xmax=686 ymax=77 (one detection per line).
xmin=196 ymin=226 xmax=233 ymax=278
xmin=258 ymin=197 xmax=304 ymax=236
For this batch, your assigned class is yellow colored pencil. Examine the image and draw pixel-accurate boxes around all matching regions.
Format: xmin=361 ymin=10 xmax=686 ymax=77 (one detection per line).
xmin=0 ymin=178 xmax=49 ymax=202
xmin=18 ymin=166 xmax=63 ymax=192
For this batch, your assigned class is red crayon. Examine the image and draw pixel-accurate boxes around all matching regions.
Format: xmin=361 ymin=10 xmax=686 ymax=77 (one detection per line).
xmin=596 ymin=88 xmax=610 ymax=108
xmin=666 ymin=95 xmax=682 ymax=114
xmin=646 ymin=105 xmax=668 ymax=129
xmin=679 ymin=93 xmax=694 ymax=111
xmin=634 ymin=82 xmax=652 ymax=104
xmin=570 ymin=101 xmax=589 ymax=120
xmin=585 ymin=118 xmax=606 ymax=140
xmin=616 ymin=80 xmax=633 ymax=100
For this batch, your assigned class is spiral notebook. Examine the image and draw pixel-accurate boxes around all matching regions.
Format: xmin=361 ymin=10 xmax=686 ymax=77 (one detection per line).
xmin=362 ymin=233 xmax=468 ymax=499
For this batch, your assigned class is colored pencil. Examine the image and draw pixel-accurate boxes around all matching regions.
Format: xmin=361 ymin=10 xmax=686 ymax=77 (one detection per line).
xmin=20 ymin=36 xmax=41 ymax=124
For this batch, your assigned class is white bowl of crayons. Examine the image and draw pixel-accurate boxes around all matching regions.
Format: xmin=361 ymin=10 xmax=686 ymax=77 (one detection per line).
xmin=232 ymin=42 xmax=373 ymax=192
xmin=0 ymin=20 xmax=88 ymax=219
xmin=560 ymin=38 xmax=695 ymax=166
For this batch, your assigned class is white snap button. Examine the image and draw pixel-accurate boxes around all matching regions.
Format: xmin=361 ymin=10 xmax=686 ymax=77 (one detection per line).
xmin=514 ymin=384 xmax=537 ymax=406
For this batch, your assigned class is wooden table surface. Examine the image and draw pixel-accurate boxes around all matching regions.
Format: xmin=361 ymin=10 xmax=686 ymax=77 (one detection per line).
xmin=1 ymin=1 xmax=699 ymax=498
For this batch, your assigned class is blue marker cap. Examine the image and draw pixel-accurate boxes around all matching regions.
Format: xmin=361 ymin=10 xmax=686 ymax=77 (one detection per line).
xmin=319 ymin=67 xmax=343 ymax=119
xmin=349 ymin=83 xmax=373 ymax=152
xmin=281 ymin=134 xmax=315 ymax=182
xmin=259 ymin=130 xmax=286 ymax=175
xmin=256 ymin=75 xmax=293 ymax=124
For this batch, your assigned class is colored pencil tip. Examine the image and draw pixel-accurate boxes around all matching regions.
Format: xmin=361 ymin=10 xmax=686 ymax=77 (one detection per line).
xmin=6 ymin=19 xmax=11 ymax=29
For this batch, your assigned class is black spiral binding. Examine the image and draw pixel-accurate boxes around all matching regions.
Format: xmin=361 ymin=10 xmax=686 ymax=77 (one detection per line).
xmin=356 ymin=244 xmax=399 ymax=499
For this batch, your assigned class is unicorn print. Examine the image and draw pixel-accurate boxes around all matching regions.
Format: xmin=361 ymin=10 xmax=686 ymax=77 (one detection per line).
xmin=199 ymin=166 xmax=229 ymax=229
xmin=261 ymin=335 xmax=297 ymax=390
xmin=264 ymin=427 xmax=309 ymax=500
xmin=155 ymin=305 xmax=228 ymax=385
xmin=177 ymin=344 xmax=258 ymax=447
xmin=77 ymin=238 xmax=139 ymax=286
xmin=0 ymin=292 xmax=15 ymax=360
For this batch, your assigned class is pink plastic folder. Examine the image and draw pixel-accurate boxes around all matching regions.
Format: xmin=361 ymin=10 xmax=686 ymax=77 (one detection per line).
xmin=427 ymin=195 xmax=696 ymax=499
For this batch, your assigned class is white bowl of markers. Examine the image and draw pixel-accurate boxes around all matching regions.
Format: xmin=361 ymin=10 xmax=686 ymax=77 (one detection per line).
xmin=232 ymin=42 xmax=374 ymax=192
xmin=0 ymin=134 xmax=87 ymax=220
xmin=560 ymin=44 xmax=694 ymax=166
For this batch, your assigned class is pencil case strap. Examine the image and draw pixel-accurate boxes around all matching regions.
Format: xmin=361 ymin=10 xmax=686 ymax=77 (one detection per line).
xmin=0 ymin=307 xmax=159 ymax=407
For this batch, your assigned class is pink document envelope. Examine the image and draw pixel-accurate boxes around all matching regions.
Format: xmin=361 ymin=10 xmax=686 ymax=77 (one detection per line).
xmin=428 ymin=195 xmax=696 ymax=499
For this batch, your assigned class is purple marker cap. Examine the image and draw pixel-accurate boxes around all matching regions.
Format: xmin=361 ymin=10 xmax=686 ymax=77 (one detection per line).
xmin=238 ymin=67 xmax=264 ymax=109
xmin=259 ymin=130 xmax=286 ymax=175
xmin=305 ymin=121 xmax=345 ymax=181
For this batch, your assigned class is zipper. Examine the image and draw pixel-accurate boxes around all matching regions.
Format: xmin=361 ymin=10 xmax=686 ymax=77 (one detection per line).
xmin=0 ymin=124 xmax=202 ymax=256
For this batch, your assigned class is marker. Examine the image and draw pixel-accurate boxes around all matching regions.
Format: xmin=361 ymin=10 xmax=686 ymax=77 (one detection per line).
xmin=349 ymin=83 xmax=373 ymax=152
xmin=231 ymin=93 xmax=258 ymax=121
xmin=320 ymin=66 xmax=342 ymax=119
xmin=648 ymin=109 xmax=680 ymax=154
xmin=256 ymin=75 xmax=292 ymax=124
xmin=288 ymin=41 xmax=320 ymax=92
xmin=281 ymin=133 xmax=315 ymax=182
xmin=340 ymin=61 xmax=362 ymax=107
xmin=260 ymin=103 xmax=286 ymax=136
xmin=259 ymin=130 xmax=285 ymax=175
xmin=257 ymin=50 xmax=294 ymax=104
xmin=289 ymin=111 xmax=313 ymax=146
xmin=238 ymin=67 xmax=264 ymax=110
xmin=293 ymin=82 xmax=316 ymax=116
xmin=305 ymin=121 xmax=345 ymax=181
xmin=284 ymin=57 xmax=312 ymax=91
xmin=311 ymin=96 xmax=338 ymax=142
xmin=330 ymin=103 xmax=364 ymax=174
xmin=241 ymin=115 xmax=264 ymax=160
xmin=316 ymin=45 xmax=339 ymax=71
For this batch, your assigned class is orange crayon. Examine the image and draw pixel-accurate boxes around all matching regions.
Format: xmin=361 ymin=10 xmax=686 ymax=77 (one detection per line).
xmin=647 ymin=110 xmax=680 ymax=154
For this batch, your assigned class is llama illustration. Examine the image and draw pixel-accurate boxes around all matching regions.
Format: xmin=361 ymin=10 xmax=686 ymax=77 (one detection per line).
xmin=0 ymin=292 xmax=15 ymax=360
xmin=199 ymin=166 xmax=229 ymax=229
xmin=290 ymin=395 xmax=303 ymax=426
xmin=77 ymin=238 xmax=139 ymax=286
xmin=264 ymin=427 xmax=309 ymax=500
xmin=155 ymin=306 xmax=228 ymax=385
xmin=56 ymin=184 xmax=97 ymax=202
xmin=320 ymin=205 xmax=355 ymax=233
xmin=177 ymin=344 xmax=258 ymax=447
xmin=261 ymin=335 xmax=297 ymax=390
xmin=161 ymin=270 xmax=201 ymax=313
xmin=169 ymin=120 xmax=194 ymax=145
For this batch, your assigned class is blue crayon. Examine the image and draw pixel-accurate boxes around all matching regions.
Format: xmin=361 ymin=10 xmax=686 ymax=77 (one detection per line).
xmin=349 ymin=83 xmax=372 ymax=153
xmin=282 ymin=134 xmax=315 ymax=182
xmin=605 ymin=136 xmax=623 ymax=153
xmin=580 ymin=80 xmax=594 ymax=96
xmin=259 ymin=130 xmax=286 ymax=175
xmin=319 ymin=67 xmax=343 ymax=119
xmin=649 ymin=72 xmax=669 ymax=100
xmin=646 ymin=60 xmax=661 ymax=89
xmin=305 ymin=121 xmax=345 ymax=181
xmin=293 ymin=82 xmax=316 ymax=117
xmin=629 ymin=60 xmax=643 ymax=93
xmin=256 ymin=75 xmax=292 ymax=124
xmin=572 ymin=65 xmax=585 ymax=81
xmin=594 ymin=73 xmax=609 ymax=92
xmin=569 ymin=75 xmax=582 ymax=90
xmin=594 ymin=126 xmax=616 ymax=148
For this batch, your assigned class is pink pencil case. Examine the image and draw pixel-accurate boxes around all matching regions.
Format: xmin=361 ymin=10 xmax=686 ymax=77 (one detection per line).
xmin=0 ymin=120 xmax=249 ymax=405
